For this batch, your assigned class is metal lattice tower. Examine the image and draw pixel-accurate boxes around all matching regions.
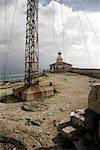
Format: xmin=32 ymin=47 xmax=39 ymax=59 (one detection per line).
xmin=25 ymin=0 xmax=39 ymax=85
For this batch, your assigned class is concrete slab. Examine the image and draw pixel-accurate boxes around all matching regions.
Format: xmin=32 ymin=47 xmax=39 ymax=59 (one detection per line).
xmin=62 ymin=126 xmax=76 ymax=138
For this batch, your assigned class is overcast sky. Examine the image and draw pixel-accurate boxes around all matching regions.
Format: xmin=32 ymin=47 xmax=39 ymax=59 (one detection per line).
xmin=0 ymin=0 xmax=100 ymax=75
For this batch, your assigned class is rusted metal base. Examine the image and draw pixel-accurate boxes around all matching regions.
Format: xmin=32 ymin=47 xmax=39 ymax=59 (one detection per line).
xmin=13 ymin=84 xmax=54 ymax=101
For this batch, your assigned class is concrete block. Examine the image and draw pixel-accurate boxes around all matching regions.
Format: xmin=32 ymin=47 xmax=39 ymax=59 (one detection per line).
xmin=70 ymin=109 xmax=85 ymax=127
xmin=62 ymin=126 xmax=76 ymax=138
xmin=57 ymin=118 xmax=70 ymax=131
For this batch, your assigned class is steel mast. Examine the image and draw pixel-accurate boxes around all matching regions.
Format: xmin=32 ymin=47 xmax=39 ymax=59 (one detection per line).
xmin=25 ymin=0 xmax=39 ymax=85
xmin=13 ymin=0 xmax=53 ymax=101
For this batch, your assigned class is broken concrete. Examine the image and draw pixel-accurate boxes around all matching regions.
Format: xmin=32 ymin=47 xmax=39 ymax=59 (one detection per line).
xmin=0 ymin=134 xmax=26 ymax=150
xmin=21 ymin=102 xmax=49 ymax=112
xmin=70 ymin=109 xmax=85 ymax=127
xmin=57 ymin=118 xmax=70 ymax=131
xmin=0 ymin=132 xmax=42 ymax=150
xmin=62 ymin=126 xmax=76 ymax=138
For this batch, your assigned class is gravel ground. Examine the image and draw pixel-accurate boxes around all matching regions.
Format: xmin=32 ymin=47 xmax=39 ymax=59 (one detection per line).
xmin=0 ymin=73 xmax=100 ymax=149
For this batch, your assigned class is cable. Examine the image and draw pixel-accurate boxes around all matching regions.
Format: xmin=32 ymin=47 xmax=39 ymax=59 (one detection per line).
xmin=3 ymin=0 xmax=7 ymax=98
xmin=75 ymin=0 xmax=92 ymax=68
xmin=52 ymin=0 xmax=56 ymax=83
xmin=4 ymin=0 xmax=7 ymax=81
xmin=79 ymin=1 xmax=100 ymax=45
xmin=53 ymin=0 xmax=56 ymax=61
xmin=61 ymin=0 xmax=65 ymax=61
xmin=8 ymin=0 xmax=17 ymax=52
xmin=4 ymin=0 xmax=17 ymax=80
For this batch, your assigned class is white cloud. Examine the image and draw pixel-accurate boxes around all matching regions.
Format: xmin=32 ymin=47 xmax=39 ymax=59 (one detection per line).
xmin=70 ymin=44 xmax=83 ymax=50
xmin=0 ymin=0 xmax=100 ymax=74
xmin=66 ymin=29 xmax=78 ymax=38
xmin=39 ymin=1 xmax=100 ymax=68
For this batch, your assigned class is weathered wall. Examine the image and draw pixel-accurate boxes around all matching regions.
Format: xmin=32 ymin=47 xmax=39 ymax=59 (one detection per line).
xmin=88 ymin=84 xmax=100 ymax=114
xmin=71 ymin=68 xmax=100 ymax=79
xmin=49 ymin=64 xmax=72 ymax=73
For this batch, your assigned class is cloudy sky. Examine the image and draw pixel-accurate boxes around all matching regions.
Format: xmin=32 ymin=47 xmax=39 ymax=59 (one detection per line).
xmin=0 ymin=0 xmax=100 ymax=75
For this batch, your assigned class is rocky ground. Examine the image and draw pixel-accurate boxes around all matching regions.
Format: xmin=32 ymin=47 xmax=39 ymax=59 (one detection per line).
xmin=0 ymin=73 xmax=100 ymax=150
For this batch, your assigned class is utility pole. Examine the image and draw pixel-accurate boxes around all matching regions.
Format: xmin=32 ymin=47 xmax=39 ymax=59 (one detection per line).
xmin=25 ymin=0 xmax=39 ymax=85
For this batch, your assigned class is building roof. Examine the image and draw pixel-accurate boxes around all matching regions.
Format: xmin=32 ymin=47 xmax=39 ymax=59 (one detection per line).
xmin=49 ymin=62 xmax=72 ymax=66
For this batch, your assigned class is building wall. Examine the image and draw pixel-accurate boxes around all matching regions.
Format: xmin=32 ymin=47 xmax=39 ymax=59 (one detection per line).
xmin=50 ymin=65 xmax=100 ymax=78
xmin=71 ymin=68 xmax=100 ymax=79
xmin=50 ymin=64 xmax=72 ymax=73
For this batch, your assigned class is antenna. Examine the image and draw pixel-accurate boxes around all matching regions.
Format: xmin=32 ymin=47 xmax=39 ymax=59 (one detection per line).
xmin=25 ymin=0 xmax=39 ymax=85
xmin=13 ymin=0 xmax=54 ymax=101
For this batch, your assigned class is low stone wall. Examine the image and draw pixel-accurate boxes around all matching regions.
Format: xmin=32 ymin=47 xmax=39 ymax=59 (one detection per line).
xmin=71 ymin=68 xmax=100 ymax=79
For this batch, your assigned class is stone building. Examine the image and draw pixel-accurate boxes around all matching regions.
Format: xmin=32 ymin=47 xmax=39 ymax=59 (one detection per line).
xmin=49 ymin=52 xmax=72 ymax=73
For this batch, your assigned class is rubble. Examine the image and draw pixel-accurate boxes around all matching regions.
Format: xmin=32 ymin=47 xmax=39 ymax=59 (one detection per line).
xmin=59 ymin=107 xmax=66 ymax=112
xmin=0 ymin=73 xmax=99 ymax=149
xmin=59 ymin=118 xmax=70 ymax=125
xmin=25 ymin=118 xmax=43 ymax=126
xmin=21 ymin=102 xmax=49 ymax=112
xmin=62 ymin=126 xmax=76 ymax=138
xmin=57 ymin=118 xmax=70 ymax=131
xmin=70 ymin=109 xmax=85 ymax=127
xmin=0 ymin=134 xmax=27 ymax=150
